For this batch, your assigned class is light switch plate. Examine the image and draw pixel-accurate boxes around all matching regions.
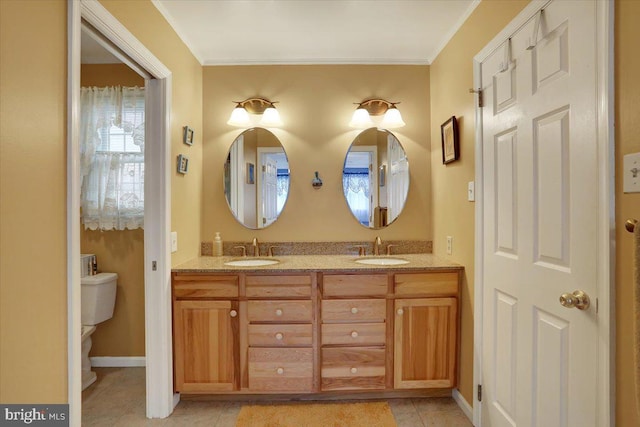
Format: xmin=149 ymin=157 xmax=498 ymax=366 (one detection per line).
xmin=623 ymin=152 xmax=640 ymax=193
xmin=171 ymin=231 xmax=178 ymax=253
xmin=468 ymin=181 xmax=475 ymax=201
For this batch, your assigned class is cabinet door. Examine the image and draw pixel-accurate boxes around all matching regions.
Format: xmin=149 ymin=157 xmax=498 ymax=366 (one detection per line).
xmin=394 ymin=298 xmax=457 ymax=389
xmin=173 ymin=300 xmax=239 ymax=393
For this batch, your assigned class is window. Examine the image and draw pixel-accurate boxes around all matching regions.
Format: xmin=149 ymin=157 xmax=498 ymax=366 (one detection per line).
xmin=80 ymin=86 xmax=145 ymax=231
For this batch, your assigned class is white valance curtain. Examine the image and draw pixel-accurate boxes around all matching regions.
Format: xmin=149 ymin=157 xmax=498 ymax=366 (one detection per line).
xmin=80 ymin=86 xmax=145 ymax=231
xmin=343 ymin=172 xmax=370 ymax=226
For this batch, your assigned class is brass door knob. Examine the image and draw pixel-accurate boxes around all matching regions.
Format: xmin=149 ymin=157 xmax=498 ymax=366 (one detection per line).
xmin=559 ymin=290 xmax=590 ymax=310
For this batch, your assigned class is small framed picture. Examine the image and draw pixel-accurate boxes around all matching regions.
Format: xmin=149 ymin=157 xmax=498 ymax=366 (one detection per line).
xmin=246 ymin=162 xmax=255 ymax=184
xmin=183 ymin=126 xmax=194 ymax=146
xmin=441 ymin=116 xmax=460 ymax=164
xmin=177 ymin=154 xmax=189 ymax=174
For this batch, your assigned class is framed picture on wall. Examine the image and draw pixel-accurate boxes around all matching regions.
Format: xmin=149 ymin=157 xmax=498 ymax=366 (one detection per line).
xmin=183 ymin=126 xmax=194 ymax=146
xmin=177 ymin=154 xmax=189 ymax=174
xmin=441 ymin=116 xmax=459 ymax=164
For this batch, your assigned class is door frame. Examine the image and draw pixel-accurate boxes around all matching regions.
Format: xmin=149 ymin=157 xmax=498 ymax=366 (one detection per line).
xmin=67 ymin=0 xmax=174 ymax=424
xmin=471 ymin=1 xmax=614 ymax=426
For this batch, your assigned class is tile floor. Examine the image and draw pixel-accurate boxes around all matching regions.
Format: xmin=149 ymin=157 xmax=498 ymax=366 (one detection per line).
xmin=82 ymin=368 xmax=473 ymax=426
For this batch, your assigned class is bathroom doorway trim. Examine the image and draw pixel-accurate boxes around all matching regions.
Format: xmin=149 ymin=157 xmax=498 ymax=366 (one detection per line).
xmin=68 ymin=0 xmax=174 ymax=424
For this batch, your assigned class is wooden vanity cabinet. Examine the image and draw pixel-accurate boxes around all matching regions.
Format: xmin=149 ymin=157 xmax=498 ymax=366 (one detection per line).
xmin=246 ymin=274 xmax=315 ymax=392
xmin=393 ymin=272 xmax=459 ymax=389
xmin=172 ymin=274 xmax=240 ymax=393
xmin=320 ymin=274 xmax=389 ymax=391
xmin=172 ymin=267 xmax=461 ymax=396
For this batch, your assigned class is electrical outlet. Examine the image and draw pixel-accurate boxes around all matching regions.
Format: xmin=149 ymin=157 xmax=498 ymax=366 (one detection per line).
xmin=171 ymin=231 xmax=178 ymax=253
xmin=446 ymin=236 xmax=453 ymax=255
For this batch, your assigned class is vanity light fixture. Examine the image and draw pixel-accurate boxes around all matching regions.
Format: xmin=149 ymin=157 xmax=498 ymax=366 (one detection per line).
xmin=227 ymin=97 xmax=283 ymax=127
xmin=349 ymin=98 xmax=405 ymax=129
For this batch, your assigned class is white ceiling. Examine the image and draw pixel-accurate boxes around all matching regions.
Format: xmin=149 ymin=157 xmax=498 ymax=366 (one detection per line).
xmin=151 ymin=0 xmax=480 ymax=65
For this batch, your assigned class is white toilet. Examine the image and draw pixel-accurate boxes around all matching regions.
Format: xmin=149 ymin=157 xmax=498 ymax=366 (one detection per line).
xmin=81 ymin=272 xmax=117 ymax=390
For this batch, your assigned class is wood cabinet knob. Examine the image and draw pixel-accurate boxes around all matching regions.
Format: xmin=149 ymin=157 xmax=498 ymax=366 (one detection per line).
xmin=229 ymin=310 xmax=238 ymax=317
xmin=351 ymin=307 xmax=358 ymax=314
xmin=275 ymin=332 xmax=284 ymax=340
xmin=351 ymin=331 xmax=358 ymax=338
xmin=397 ymin=308 xmax=404 ymax=315
xmin=275 ymin=309 xmax=283 ymax=316
xmin=350 ymin=367 xmax=358 ymax=374
xmin=276 ymin=367 xmax=284 ymax=375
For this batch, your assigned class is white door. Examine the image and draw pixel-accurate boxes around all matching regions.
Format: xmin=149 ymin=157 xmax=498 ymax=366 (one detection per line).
xmin=480 ymin=1 xmax=601 ymax=426
xmin=260 ymin=155 xmax=278 ymax=227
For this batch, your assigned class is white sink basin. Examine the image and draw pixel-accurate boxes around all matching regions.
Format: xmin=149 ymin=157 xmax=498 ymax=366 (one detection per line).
xmin=224 ymin=258 xmax=280 ymax=267
xmin=354 ymin=257 xmax=410 ymax=266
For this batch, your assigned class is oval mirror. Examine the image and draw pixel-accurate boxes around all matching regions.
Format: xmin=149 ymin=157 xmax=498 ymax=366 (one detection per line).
xmin=223 ymin=128 xmax=290 ymax=229
xmin=342 ymin=128 xmax=409 ymax=229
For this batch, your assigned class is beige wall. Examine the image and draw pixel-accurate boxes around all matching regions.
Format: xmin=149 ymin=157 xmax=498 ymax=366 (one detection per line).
xmin=202 ymin=65 xmax=431 ymax=243
xmin=0 ymin=0 xmax=201 ymax=402
xmin=0 ymin=0 xmax=68 ymax=402
xmin=615 ymin=1 xmax=640 ymax=425
xmin=429 ymin=0 xmax=531 ymax=406
xmin=99 ymin=0 xmax=203 ymax=267
xmin=80 ymin=64 xmax=146 ymax=357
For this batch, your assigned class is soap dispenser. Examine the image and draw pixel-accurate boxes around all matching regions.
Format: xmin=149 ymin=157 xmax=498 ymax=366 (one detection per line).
xmin=214 ymin=232 xmax=223 ymax=257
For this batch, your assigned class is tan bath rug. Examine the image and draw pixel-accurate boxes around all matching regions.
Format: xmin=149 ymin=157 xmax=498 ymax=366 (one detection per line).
xmin=235 ymin=401 xmax=397 ymax=427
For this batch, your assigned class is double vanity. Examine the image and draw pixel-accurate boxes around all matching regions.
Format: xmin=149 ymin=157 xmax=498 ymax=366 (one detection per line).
xmin=171 ymin=252 xmax=462 ymax=399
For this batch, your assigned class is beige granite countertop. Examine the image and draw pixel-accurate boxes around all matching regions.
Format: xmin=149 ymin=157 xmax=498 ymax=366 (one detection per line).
xmin=172 ymin=254 xmax=463 ymax=273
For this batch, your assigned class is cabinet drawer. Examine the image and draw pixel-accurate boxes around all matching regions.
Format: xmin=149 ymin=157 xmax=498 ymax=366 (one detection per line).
xmin=173 ymin=275 xmax=239 ymax=298
xmin=322 ymin=299 xmax=386 ymax=323
xmin=321 ymin=347 xmax=386 ymax=391
xmin=248 ymin=324 xmax=313 ymax=347
xmin=246 ymin=275 xmax=312 ymax=298
xmin=321 ymin=323 xmax=386 ymax=346
xmin=248 ymin=348 xmax=313 ymax=392
xmin=248 ymin=300 xmax=313 ymax=322
xmin=394 ymin=272 xmax=459 ymax=297
xmin=322 ymin=274 xmax=387 ymax=297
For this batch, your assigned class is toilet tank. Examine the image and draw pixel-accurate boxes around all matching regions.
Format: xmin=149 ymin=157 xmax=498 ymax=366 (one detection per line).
xmin=81 ymin=272 xmax=117 ymax=325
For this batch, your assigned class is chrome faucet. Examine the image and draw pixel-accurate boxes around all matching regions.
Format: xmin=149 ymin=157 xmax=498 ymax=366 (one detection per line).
xmin=373 ymin=236 xmax=382 ymax=256
xmin=251 ymin=237 xmax=260 ymax=257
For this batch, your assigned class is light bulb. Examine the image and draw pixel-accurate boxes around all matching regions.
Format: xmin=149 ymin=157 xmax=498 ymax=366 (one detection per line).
xmin=380 ymin=106 xmax=405 ymax=128
xmin=349 ymin=108 xmax=373 ymax=128
xmin=227 ymin=106 xmax=251 ymax=127
xmin=260 ymin=107 xmax=283 ymax=127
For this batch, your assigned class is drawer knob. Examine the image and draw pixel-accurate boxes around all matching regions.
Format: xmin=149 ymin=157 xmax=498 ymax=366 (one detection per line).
xmin=351 ymin=307 xmax=358 ymax=314
xmin=350 ymin=367 xmax=358 ymax=374
xmin=229 ymin=310 xmax=238 ymax=318
xmin=275 ymin=332 xmax=284 ymax=340
xmin=275 ymin=309 xmax=283 ymax=316
xmin=397 ymin=308 xmax=404 ymax=315
xmin=351 ymin=331 xmax=358 ymax=338
xmin=276 ymin=367 xmax=284 ymax=375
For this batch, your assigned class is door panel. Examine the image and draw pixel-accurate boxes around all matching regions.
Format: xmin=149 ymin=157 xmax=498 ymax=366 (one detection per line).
xmin=481 ymin=2 xmax=598 ymax=426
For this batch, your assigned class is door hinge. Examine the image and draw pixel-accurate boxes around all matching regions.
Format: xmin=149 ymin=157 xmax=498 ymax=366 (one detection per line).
xmin=469 ymin=88 xmax=483 ymax=108
xmin=477 ymin=384 xmax=482 ymax=402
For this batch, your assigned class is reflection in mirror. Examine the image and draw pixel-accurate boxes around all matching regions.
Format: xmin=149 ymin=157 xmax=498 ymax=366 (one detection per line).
xmin=343 ymin=128 xmax=409 ymax=229
xmin=224 ymin=128 xmax=290 ymax=229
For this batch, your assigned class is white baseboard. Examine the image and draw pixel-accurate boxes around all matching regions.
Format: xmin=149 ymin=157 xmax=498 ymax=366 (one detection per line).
xmin=90 ymin=356 xmax=146 ymax=367
xmin=452 ymin=388 xmax=473 ymax=423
